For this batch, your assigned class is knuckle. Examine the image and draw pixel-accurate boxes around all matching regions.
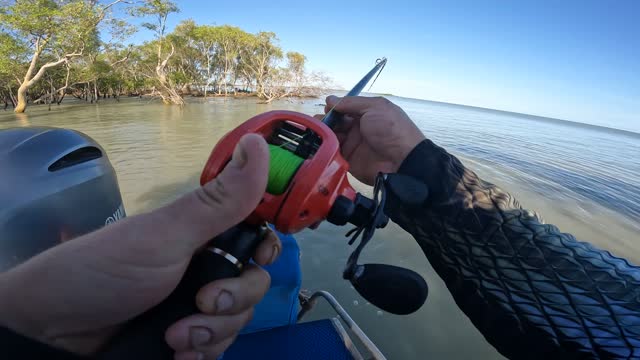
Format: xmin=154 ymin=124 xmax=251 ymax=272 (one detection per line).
xmin=377 ymin=96 xmax=391 ymax=105
xmin=196 ymin=177 xmax=229 ymax=209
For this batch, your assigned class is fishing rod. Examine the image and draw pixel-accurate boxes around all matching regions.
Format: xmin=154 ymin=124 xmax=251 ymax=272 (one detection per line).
xmin=322 ymin=57 xmax=387 ymax=128
xmin=292 ymin=57 xmax=388 ymax=158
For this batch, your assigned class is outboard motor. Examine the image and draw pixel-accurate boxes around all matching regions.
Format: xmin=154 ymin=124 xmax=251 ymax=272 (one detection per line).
xmin=0 ymin=127 xmax=125 ymax=271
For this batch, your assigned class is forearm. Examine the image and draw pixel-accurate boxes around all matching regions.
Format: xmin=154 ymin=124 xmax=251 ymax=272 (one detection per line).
xmin=386 ymin=139 xmax=640 ymax=359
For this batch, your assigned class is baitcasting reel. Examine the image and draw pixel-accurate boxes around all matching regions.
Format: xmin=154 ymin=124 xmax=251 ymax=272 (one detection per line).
xmin=201 ymin=110 xmax=430 ymax=315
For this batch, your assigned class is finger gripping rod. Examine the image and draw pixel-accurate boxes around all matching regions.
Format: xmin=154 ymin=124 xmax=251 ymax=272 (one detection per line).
xmin=99 ymin=223 xmax=265 ymax=359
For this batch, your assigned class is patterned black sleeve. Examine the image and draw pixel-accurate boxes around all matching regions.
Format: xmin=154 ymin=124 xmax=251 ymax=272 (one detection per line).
xmin=384 ymin=139 xmax=640 ymax=359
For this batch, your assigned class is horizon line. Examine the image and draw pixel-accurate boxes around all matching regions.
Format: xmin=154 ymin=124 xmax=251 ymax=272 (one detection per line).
xmin=325 ymin=89 xmax=639 ymax=139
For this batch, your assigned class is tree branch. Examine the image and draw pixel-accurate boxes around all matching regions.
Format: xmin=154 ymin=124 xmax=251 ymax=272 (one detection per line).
xmin=58 ymin=64 xmax=72 ymax=93
xmin=27 ymin=58 xmax=68 ymax=86
xmin=23 ymin=39 xmax=44 ymax=83
xmin=96 ymin=0 xmax=126 ymax=22
xmin=111 ymin=46 xmax=132 ymax=67
xmin=27 ymin=45 xmax=85 ymax=87
xmin=159 ymin=43 xmax=175 ymax=69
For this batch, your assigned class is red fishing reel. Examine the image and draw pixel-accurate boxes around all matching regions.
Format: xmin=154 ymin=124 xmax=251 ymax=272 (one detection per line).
xmin=198 ymin=109 xmax=429 ymax=317
xmin=200 ymin=110 xmax=375 ymax=234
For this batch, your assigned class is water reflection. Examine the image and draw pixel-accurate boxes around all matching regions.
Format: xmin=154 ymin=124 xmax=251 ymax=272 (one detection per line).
xmin=14 ymin=112 xmax=29 ymax=126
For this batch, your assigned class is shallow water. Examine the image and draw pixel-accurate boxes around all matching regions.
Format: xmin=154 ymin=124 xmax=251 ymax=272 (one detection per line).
xmin=1 ymin=96 xmax=638 ymax=359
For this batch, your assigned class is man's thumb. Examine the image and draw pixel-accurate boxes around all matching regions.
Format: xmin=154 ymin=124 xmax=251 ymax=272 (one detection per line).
xmin=162 ymin=133 xmax=270 ymax=252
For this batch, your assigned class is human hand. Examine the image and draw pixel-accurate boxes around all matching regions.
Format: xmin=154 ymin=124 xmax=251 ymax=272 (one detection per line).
xmin=0 ymin=134 xmax=280 ymax=360
xmin=317 ymin=96 xmax=425 ymax=185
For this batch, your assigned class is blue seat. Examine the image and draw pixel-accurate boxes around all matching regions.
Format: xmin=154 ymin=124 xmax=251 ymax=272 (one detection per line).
xmin=241 ymin=230 xmax=302 ymax=333
xmin=224 ymin=320 xmax=355 ymax=360
xmin=222 ymin=231 xmax=356 ymax=360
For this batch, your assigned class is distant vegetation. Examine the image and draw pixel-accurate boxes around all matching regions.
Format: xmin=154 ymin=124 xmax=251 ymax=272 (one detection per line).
xmin=0 ymin=0 xmax=332 ymax=113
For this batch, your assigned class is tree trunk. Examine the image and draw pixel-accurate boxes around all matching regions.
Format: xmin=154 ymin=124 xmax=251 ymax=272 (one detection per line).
xmin=223 ymin=66 xmax=229 ymax=96
xmin=155 ymin=44 xmax=184 ymax=105
xmin=50 ymin=79 xmax=55 ymax=102
xmin=14 ymin=43 xmax=82 ymax=113
xmin=156 ymin=71 xmax=183 ymax=105
xmin=48 ymin=80 xmax=54 ymax=111
xmin=14 ymin=84 xmax=28 ymax=113
xmin=233 ymin=72 xmax=239 ymax=93
xmin=204 ymin=54 xmax=211 ymax=98
xmin=94 ymin=80 xmax=99 ymax=103
xmin=8 ymin=86 xmax=17 ymax=108
xmin=57 ymin=91 xmax=66 ymax=105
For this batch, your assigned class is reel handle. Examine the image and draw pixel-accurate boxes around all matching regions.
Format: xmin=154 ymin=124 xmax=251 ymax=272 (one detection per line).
xmin=100 ymin=222 xmax=265 ymax=360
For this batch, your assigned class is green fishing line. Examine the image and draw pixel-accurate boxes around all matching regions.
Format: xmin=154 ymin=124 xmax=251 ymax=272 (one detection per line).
xmin=267 ymin=144 xmax=305 ymax=194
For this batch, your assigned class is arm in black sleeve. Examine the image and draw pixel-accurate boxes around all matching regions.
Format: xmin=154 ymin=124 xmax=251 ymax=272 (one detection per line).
xmin=0 ymin=326 xmax=85 ymax=359
xmin=385 ymin=139 xmax=640 ymax=359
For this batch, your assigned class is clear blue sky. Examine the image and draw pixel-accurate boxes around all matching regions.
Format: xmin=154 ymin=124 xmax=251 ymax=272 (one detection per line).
xmin=122 ymin=0 xmax=639 ymax=131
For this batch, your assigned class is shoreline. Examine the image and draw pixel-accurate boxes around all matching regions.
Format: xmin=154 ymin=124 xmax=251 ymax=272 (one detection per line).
xmin=4 ymin=95 xmax=638 ymax=141
xmin=1 ymin=93 xmax=324 ymax=114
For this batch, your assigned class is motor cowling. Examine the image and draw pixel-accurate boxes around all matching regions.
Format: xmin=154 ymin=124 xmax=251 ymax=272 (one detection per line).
xmin=0 ymin=127 xmax=125 ymax=271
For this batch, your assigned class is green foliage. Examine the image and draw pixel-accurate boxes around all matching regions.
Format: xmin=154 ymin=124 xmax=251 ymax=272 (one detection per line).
xmin=0 ymin=0 xmax=60 ymax=37
xmin=132 ymin=0 xmax=179 ymax=37
xmin=134 ymin=0 xmax=180 ymax=20
xmin=254 ymin=32 xmax=284 ymax=59
xmin=0 ymin=0 xmax=328 ymax=106
xmin=0 ymin=0 xmax=106 ymax=54
xmin=0 ymin=32 xmax=27 ymax=82
xmin=0 ymin=0 xmax=132 ymax=111
xmin=287 ymin=52 xmax=306 ymax=74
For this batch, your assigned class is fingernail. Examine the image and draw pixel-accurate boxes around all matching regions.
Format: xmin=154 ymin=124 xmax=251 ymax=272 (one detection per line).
xmin=229 ymin=141 xmax=247 ymax=168
xmin=189 ymin=326 xmax=212 ymax=348
xmin=216 ymin=290 xmax=233 ymax=313
xmin=269 ymin=245 xmax=280 ymax=264
xmin=327 ymin=95 xmax=338 ymax=102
